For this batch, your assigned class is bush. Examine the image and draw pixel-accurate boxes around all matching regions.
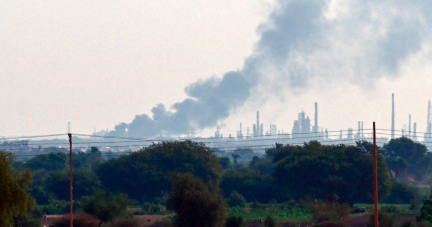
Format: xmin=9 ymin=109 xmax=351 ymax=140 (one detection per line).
xmin=264 ymin=214 xmax=278 ymax=227
xmin=52 ymin=212 xmax=100 ymax=227
xmin=225 ymin=216 xmax=244 ymax=227
xmin=82 ymin=191 xmax=130 ymax=224
xmin=141 ymin=202 xmax=167 ymax=214
xmin=39 ymin=200 xmax=68 ymax=214
xmin=168 ymin=173 xmax=226 ymax=227
xmin=13 ymin=207 xmax=44 ymax=227
xmin=228 ymin=191 xmax=247 ymax=208
xmin=417 ymin=199 xmax=432 ymax=223
xmin=367 ymin=210 xmax=395 ymax=227
xmin=384 ymin=180 xmax=420 ymax=204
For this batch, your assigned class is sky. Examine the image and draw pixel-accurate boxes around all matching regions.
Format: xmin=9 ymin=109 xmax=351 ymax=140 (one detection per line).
xmin=1 ymin=0 xmax=432 ymax=139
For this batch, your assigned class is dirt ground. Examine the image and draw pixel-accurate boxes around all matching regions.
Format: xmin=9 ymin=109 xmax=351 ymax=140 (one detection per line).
xmin=45 ymin=213 xmax=417 ymax=227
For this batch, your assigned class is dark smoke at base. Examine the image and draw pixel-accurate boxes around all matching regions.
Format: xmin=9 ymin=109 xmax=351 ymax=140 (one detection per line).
xmin=107 ymin=0 xmax=431 ymax=138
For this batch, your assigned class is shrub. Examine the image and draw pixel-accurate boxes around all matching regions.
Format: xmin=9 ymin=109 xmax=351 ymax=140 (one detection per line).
xmin=228 ymin=191 xmax=247 ymax=208
xmin=384 ymin=180 xmax=420 ymax=204
xmin=367 ymin=210 xmax=395 ymax=227
xmin=52 ymin=212 xmax=100 ymax=227
xmin=225 ymin=216 xmax=244 ymax=227
xmin=168 ymin=173 xmax=226 ymax=227
xmin=417 ymin=199 xmax=432 ymax=223
xmin=264 ymin=214 xmax=278 ymax=227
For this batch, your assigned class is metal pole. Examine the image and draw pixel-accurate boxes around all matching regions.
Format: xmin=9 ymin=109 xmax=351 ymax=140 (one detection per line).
xmin=68 ymin=133 xmax=73 ymax=227
xmin=373 ymin=122 xmax=379 ymax=227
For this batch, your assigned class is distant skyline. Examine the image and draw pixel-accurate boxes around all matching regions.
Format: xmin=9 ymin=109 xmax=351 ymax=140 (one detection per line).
xmin=1 ymin=0 xmax=432 ymax=138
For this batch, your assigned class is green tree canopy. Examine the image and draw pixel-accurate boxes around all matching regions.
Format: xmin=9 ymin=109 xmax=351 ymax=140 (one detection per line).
xmin=272 ymin=141 xmax=391 ymax=205
xmin=386 ymin=157 xmax=408 ymax=178
xmin=46 ymin=169 xmax=101 ymax=201
xmin=384 ymin=137 xmax=432 ymax=181
xmin=82 ymin=191 xmax=129 ymax=226
xmin=0 ymin=151 xmax=35 ymax=226
xmin=24 ymin=152 xmax=67 ymax=171
xmin=220 ymin=168 xmax=278 ymax=203
xmin=167 ymin=173 xmax=226 ymax=227
xmin=384 ymin=137 xmax=427 ymax=165
xmin=96 ymin=140 xmax=222 ymax=202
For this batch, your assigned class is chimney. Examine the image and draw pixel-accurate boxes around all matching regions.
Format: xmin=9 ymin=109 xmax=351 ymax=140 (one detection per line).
xmin=413 ymin=122 xmax=417 ymax=141
xmin=409 ymin=114 xmax=411 ymax=138
xmin=391 ymin=93 xmax=395 ymax=139
xmin=314 ymin=102 xmax=318 ymax=133
xmin=257 ymin=111 xmax=260 ymax=137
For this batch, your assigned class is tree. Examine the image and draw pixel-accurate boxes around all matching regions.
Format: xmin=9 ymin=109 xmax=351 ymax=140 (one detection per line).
xmin=386 ymin=157 xmax=408 ymax=178
xmin=232 ymin=147 xmax=255 ymax=162
xmin=227 ymin=191 xmax=246 ymax=207
xmin=221 ymin=168 xmax=278 ymax=203
xmin=25 ymin=152 xmax=67 ymax=171
xmin=231 ymin=153 xmax=241 ymax=164
xmin=46 ymin=169 xmax=101 ymax=200
xmin=272 ymin=141 xmax=391 ymax=205
xmin=219 ymin=157 xmax=231 ymax=170
xmin=384 ymin=137 xmax=431 ymax=181
xmin=82 ymin=191 xmax=129 ymax=227
xmin=167 ymin=173 xmax=226 ymax=227
xmin=73 ymin=147 xmax=104 ymax=170
xmin=0 ymin=151 xmax=35 ymax=226
xmin=96 ymin=140 xmax=222 ymax=202
xmin=384 ymin=137 xmax=427 ymax=165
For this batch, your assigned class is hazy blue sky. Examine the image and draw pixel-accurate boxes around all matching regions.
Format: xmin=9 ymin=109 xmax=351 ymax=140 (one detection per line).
xmin=1 ymin=0 xmax=432 ymax=138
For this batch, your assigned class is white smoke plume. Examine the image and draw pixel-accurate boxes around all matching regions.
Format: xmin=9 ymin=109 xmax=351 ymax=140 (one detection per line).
xmin=107 ymin=0 xmax=431 ymax=137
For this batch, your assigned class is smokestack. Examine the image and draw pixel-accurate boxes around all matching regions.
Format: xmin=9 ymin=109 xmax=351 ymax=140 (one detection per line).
xmin=413 ymin=122 xmax=417 ymax=141
xmin=260 ymin=123 xmax=264 ymax=136
xmin=427 ymin=101 xmax=431 ymax=141
xmin=253 ymin=124 xmax=257 ymax=137
xmin=257 ymin=111 xmax=260 ymax=137
xmin=409 ymin=114 xmax=411 ymax=138
xmin=391 ymin=93 xmax=395 ymax=139
xmin=358 ymin=121 xmax=361 ymax=137
xmin=314 ymin=102 xmax=318 ymax=133
xmin=361 ymin=121 xmax=364 ymax=138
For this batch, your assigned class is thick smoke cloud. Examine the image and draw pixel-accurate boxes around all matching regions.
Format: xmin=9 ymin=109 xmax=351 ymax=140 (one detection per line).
xmin=107 ymin=0 xmax=431 ymax=137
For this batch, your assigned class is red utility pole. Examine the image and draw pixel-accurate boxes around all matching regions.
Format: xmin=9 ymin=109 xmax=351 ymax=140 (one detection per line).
xmin=68 ymin=133 xmax=73 ymax=227
xmin=373 ymin=122 xmax=379 ymax=227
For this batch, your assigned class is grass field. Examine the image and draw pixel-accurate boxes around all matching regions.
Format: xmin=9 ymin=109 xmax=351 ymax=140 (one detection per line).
xmin=227 ymin=206 xmax=312 ymax=222
xmin=353 ymin=203 xmax=418 ymax=214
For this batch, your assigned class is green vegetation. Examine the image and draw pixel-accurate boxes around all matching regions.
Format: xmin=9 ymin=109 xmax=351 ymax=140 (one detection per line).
xmin=227 ymin=206 xmax=312 ymax=222
xmin=96 ymin=140 xmax=222 ymax=202
xmin=168 ymin=173 xmax=226 ymax=227
xmin=4 ymin=137 xmax=432 ymax=226
xmin=0 ymin=151 xmax=35 ymax=226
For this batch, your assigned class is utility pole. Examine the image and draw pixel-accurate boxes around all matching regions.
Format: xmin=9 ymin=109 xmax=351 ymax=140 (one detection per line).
xmin=68 ymin=133 xmax=73 ymax=227
xmin=373 ymin=122 xmax=379 ymax=227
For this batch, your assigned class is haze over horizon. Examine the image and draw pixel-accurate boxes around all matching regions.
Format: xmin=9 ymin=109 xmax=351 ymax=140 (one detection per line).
xmin=2 ymin=0 xmax=432 ymax=138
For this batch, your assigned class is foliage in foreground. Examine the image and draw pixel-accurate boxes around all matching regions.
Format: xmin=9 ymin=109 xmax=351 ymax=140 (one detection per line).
xmin=82 ymin=191 xmax=130 ymax=225
xmin=0 ymin=151 xmax=35 ymax=227
xmin=168 ymin=173 xmax=226 ymax=227
xmin=367 ymin=210 xmax=395 ymax=227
